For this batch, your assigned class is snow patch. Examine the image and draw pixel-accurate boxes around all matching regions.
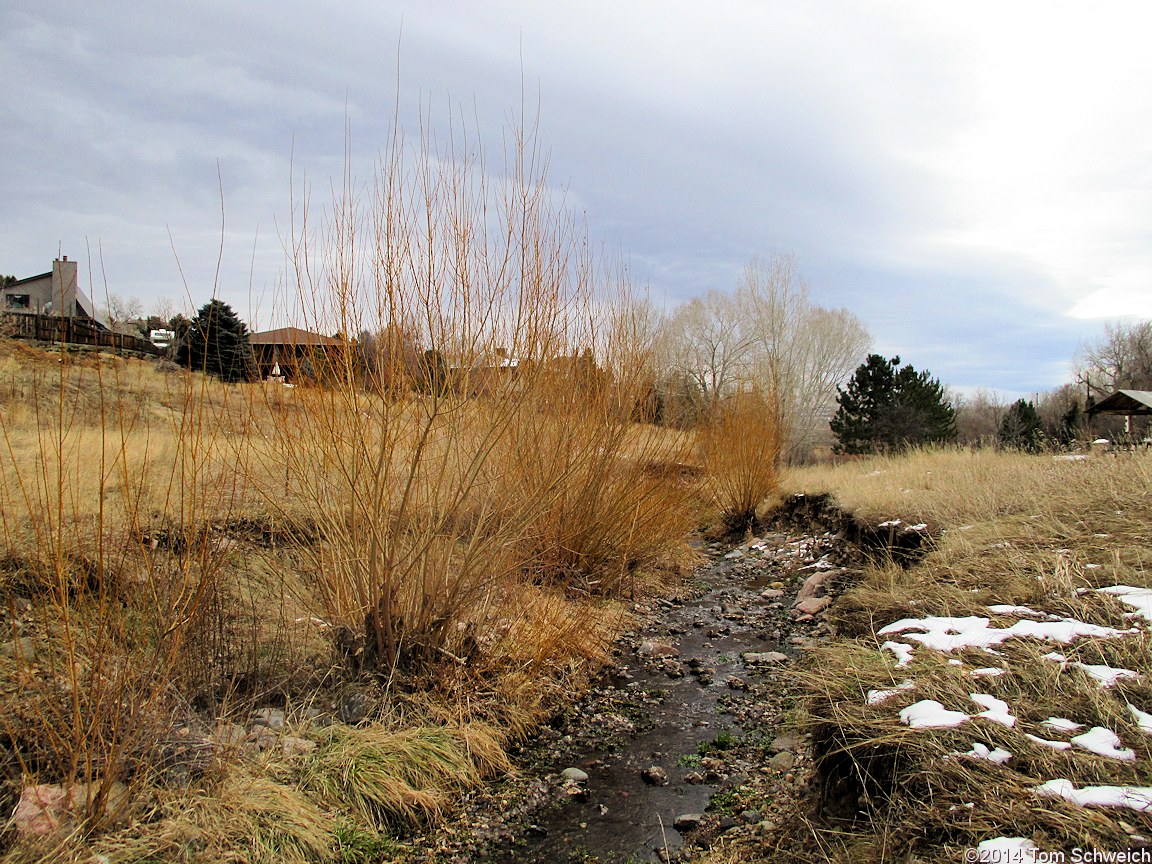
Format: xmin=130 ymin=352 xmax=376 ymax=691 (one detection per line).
xmin=1097 ymin=585 xmax=1152 ymax=623
xmin=977 ymin=837 xmax=1038 ymax=861
xmin=1042 ymin=717 xmax=1084 ymax=733
xmin=987 ymin=605 xmax=1048 ymax=617
xmin=1128 ymin=704 xmax=1152 ymax=735
xmin=1024 ymin=733 xmax=1072 ymax=751
xmin=1035 ymin=778 xmax=1152 ymax=811
xmin=882 ymin=641 xmax=914 ymax=668
xmin=1071 ymin=726 xmax=1136 ymax=760
xmin=899 ymin=700 xmax=969 ymax=729
xmin=877 ymin=615 xmax=1131 ymax=654
xmin=970 ymin=693 xmax=1016 ymax=727
xmin=970 ymin=667 xmax=1006 ymax=677
xmin=957 ymin=742 xmax=1012 ymax=763
xmin=866 ymin=680 xmax=915 ymax=705
xmin=1071 ymin=661 xmax=1138 ymax=688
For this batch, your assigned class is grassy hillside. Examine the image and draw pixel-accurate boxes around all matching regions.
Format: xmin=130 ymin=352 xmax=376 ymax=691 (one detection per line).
xmin=0 ymin=338 xmax=770 ymax=863
xmin=702 ymin=448 xmax=1152 ymax=861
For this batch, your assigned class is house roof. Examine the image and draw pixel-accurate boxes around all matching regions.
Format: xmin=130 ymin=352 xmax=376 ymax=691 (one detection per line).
xmin=3 ymin=272 xmax=51 ymax=289
xmin=1088 ymin=390 xmax=1152 ymax=416
xmin=249 ymin=327 xmax=343 ymax=346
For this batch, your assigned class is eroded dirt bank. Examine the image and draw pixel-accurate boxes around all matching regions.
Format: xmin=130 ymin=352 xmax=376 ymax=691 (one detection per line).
xmin=399 ymin=495 xmax=907 ymax=863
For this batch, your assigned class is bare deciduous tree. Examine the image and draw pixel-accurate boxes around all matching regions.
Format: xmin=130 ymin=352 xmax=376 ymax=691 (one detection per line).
xmin=663 ymin=289 xmax=757 ymax=413
xmin=151 ymin=296 xmax=178 ymax=324
xmin=658 ymin=254 xmax=870 ymax=460
xmin=953 ymin=388 xmax=1009 ymax=446
xmin=1077 ymin=320 xmax=1152 ymax=396
xmin=102 ymin=294 xmax=144 ymax=334
xmin=740 ymin=254 xmax=870 ymax=461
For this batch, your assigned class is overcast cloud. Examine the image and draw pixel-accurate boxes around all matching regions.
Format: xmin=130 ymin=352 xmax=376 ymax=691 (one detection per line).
xmin=3 ymin=1 xmax=1151 ymax=396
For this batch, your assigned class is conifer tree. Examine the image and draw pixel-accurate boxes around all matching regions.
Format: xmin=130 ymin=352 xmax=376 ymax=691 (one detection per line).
xmin=176 ymin=299 xmax=255 ymax=383
xmin=830 ymin=354 xmax=956 ymax=454
xmin=999 ymin=398 xmax=1044 ymax=452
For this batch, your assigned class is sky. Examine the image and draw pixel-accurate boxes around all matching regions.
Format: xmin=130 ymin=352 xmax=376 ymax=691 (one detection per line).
xmin=3 ymin=0 xmax=1151 ymax=398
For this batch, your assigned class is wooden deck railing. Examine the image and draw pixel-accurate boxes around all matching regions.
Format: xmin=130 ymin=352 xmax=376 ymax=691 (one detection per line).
xmin=4 ymin=313 xmax=161 ymax=356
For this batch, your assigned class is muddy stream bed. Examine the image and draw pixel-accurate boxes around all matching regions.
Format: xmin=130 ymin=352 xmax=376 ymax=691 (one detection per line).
xmin=403 ymin=504 xmax=874 ymax=863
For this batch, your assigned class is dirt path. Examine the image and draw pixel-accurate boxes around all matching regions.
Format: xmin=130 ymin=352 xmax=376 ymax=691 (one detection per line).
xmin=402 ymin=507 xmax=867 ymax=863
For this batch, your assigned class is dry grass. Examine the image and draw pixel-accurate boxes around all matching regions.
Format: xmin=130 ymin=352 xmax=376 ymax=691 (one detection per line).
xmin=0 ymin=332 xmax=685 ymax=859
xmin=776 ymin=448 xmax=1152 ymax=859
xmin=299 ymin=723 xmax=510 ymax=829
xmin=700 ymin=388 xmax=783 ymax=533
xmin=0 ymin=107 xmax=709 ymax=861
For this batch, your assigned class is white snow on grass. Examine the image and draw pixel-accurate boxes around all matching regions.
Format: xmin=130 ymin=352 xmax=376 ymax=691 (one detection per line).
xmin=1042 ymin=717 xmax=1084 ymax=733
xmin=877 ymin=615 xmax=1132 ymax=654
xmin=1070 ymin=726 xmax=1136 ymax=760
xmin=1034 ymin=778 xmax=1152 ymax=811
xmin=898 ymin=695 xmax=1020 ymax=730
xmin=1024 ymin=733 xmax=1073 ymax=751
xmin=1071 ymin=661 xmax=1138 ymax=688
xmin=956 ymin=742 xmax=1012 ymax=763
xmin=970 ymin=667 xmax=1006 ymax=677
xmin=1097 ymin=585 xmax=1152 ymax=623
xmin=1128 ymin=704 xmax=1152 ymax=734
xmin=987 ymin=605 xmax=1048 ymax=618
xmin=882 ymin=640 xmax=914 ymax=667
xmin=977 ymin=837 xmax=1038 ymax=861
xmin=970 ymin=693 xmax=1016 ymax=727
xmin=866 ymin=680 xmax=915 ymax=705
xmin=899 ymin=700 xmax=969 ymax=729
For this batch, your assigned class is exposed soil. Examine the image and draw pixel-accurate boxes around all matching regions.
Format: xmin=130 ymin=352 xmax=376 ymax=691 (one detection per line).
xmin=398 ymin=495 xmax=898 ymax=863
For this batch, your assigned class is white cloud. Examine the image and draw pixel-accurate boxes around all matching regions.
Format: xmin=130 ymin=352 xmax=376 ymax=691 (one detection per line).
xmin=2 ymin=0 xmax=1148 ymax=391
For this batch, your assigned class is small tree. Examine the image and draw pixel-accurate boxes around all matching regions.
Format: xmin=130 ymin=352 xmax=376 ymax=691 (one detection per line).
xmin=998 ymin=399 xmax=1044 ymax=452
xmin=102 ymin=294 xmax=144 ymax=335
xmin=830 ymin=355 xmax=956 ymax=454
xmin=417 ymin=349 xmax=449 ymax=395
xmin=175 ymin=299 xmax=255 ymax=383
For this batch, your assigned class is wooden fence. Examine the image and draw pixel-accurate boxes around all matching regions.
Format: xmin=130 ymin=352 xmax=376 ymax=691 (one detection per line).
xmin=4 ymin=313 xmax=161 ymax=356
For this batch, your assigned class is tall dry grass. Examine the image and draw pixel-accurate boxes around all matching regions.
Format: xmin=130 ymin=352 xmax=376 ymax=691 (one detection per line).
xmin=0 ymin=112 xmax=707 ymax=860
xmin=0 ymin=343 xmax=273 ymax=833
xmin=699 ymin=388 xmax=783 ymax=533
xmin=778 ymin=448 xmax=1152 ymax=860
xmin=257 ymin=112 xmax=696 ymax=681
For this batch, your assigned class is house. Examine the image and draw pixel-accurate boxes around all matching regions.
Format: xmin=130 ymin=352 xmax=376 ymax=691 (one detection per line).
xmin=149 ymin=329 xmax=175 ymax=350
xmin=450 ymin=347 xmax=523 ymax=396
xmin=1 ymin=257 xmax=100 ymax=320
xmin=248 ymin=327 xmax=347 ymax=382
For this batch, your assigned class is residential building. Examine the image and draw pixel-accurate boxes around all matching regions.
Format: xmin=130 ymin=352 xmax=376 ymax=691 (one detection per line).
xmin=1 ymin=257 xmax=100 ymax=319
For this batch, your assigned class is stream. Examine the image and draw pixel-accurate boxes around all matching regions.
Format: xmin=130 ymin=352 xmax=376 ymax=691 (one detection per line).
xmin=404 ymin=512 xmax=860 ymax=863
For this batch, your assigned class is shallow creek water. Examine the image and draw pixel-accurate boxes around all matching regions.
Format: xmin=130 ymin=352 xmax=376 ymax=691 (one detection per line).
xmin=485 ymin=534 xmax=830 ymax=863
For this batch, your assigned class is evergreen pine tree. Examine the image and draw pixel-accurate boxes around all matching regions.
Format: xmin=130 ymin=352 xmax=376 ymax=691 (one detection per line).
xmin=175 ymin=299 xmax=255 ymax=383
xmin=830 ymin=354 xmax=956 ymax=454
xmin=1057 ymin=401 xmax=1082 ymax=447
xmin=418 ymin=349 xmax=449 ymax=395
xmin=999 ymin=398 xmax=1044 ymax=452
